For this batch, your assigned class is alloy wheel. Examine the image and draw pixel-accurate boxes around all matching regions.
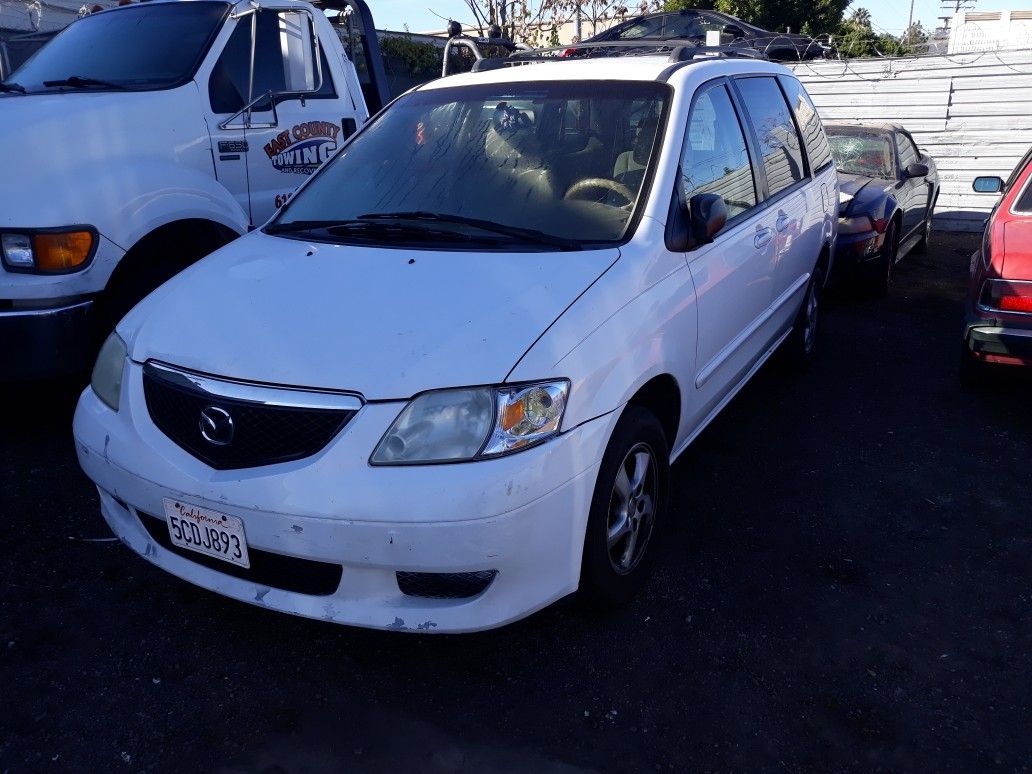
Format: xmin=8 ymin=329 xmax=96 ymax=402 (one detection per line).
xmin=607 ymin=442 xmax=658 ymax=575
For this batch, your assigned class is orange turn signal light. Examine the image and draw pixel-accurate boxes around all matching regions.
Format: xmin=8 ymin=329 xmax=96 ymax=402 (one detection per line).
xmin=34 ymin=230 xmax=94 ymax=272
xmin=500 ymin=398 xmax=525 ymax=432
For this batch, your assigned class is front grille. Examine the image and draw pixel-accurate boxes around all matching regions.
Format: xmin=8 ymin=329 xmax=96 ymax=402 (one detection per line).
xmin=139 ymin=511 xmax=343 ymax=596
xmin=142 ymin=362 xmax=359 ymax=470
xmin=396 ymin=571 xmax=497 ymax=599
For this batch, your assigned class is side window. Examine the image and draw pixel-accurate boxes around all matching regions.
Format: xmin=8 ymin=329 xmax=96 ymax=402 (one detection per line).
xmin=680 ymin=82 xmax=757 ymax=220
xmin=735 ymin=76 xmax=806 ymax=198
xmin=896 ymin=133 xmax=918 ymax=171
xmin=778 ymin=75 xmax=832 ymax=173
xmin=208 ymin=10 xmax=322 ymax=114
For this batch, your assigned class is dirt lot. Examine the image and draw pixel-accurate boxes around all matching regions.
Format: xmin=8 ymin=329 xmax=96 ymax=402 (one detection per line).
xmin=2 ymin=231 xmax=1030 ymax=772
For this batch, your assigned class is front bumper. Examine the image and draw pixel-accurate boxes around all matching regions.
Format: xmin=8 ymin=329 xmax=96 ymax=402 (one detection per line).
xmin=0 ymin=298 xmax=95 ymax=380
xmin=73 ymin=363 xmax=617 ymax=633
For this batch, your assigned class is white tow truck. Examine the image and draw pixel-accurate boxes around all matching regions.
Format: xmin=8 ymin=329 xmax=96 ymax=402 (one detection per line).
xmin=0 ymin=0 xmax=397 ymax=379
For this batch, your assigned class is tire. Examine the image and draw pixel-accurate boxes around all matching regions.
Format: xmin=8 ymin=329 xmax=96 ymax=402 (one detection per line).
xmin=95 ymin=252 xmax=187 ymax=343
xmin=915 ymin=197 xmax=936 ymax=255
xmin=783 ymin=266 xmax=825 ymax=368
xmin=579 ymin=405 xmax=670 ymax=609
xmin=914 ymin=213 xmax=932 ymax=254
xmin=869 ymin=218 xmax=900 ymax=296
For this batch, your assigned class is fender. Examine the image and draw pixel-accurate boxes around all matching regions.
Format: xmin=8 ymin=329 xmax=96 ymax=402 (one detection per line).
xmin=12 ymin=158 xmax=247 ymax=255
xmin=508 ymin=219 xmax=697 ymax=446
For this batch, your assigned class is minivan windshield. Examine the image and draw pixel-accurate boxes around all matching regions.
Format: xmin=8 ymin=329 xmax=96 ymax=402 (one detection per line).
xmin=7 ymin=2 xmax=228 ymax=92
xmin=827 ymin=130 xmax=895 ymax=179
xmin=271 ymin=81 xmax=669 ymax=249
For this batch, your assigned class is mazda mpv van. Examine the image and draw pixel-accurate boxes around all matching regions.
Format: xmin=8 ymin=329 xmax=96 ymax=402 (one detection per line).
xmin=74 ymin=51 xmax=837 ymax=632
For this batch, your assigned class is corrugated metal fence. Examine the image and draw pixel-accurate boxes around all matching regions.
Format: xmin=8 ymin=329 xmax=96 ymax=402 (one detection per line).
xmin=790 ymin=50 xmax=1032 ymax=231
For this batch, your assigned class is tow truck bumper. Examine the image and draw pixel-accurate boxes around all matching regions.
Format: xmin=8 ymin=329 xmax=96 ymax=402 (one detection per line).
xmin=0 ymin=298 xmax=96 ymax=381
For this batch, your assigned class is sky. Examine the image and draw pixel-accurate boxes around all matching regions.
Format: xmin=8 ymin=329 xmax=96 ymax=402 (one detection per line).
xmin=372 ymin=0 xmax=1032 ymax=36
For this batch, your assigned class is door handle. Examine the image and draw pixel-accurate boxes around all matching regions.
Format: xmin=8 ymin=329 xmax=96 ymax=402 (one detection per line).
xmin=754 ymin=228 xmax=773 ymax=249
xmin=775 ymin=213 xmax=790 ymax=232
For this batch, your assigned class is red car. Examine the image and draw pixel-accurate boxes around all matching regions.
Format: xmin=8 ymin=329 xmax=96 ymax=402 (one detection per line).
xmin=963 ymin=147 xmax=1032 ymax=377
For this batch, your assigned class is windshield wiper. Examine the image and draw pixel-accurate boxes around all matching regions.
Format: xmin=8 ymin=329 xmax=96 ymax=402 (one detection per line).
xmin=265 ymin=218 xmax=476 ymax=244
xmin=359 ymin=211 xmax=582 ymax=251
xmin=265 ymin=220 xmax=344 ymax=234
xmin=0 ymin=82 xmax=25 ymax=94
xmin=42 ymin=75 xmax=127 ymax=90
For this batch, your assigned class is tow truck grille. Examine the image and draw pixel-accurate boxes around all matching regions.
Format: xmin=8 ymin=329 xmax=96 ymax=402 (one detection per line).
xmin=142 ymin=362 xmax=359 ymax=470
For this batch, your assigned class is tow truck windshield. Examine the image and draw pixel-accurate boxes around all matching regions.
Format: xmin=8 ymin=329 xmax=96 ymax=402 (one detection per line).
xmin=5 ymin=1 xmax=228 ymax=92
xmin=272 ymin=80 xmax=670 ymax=248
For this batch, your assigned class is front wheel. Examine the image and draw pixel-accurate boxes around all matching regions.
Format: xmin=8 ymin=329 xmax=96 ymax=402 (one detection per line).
xmin=869 ymin=219 xmax=900 ymax=296
xmin=915 ymin=197 xmax=936 ymax=254
xmin=579 ymin=405 xmax=670 ymax=609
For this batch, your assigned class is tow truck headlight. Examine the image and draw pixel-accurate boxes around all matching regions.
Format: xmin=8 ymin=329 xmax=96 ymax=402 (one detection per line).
xmin=0 ymin=228 xmax=96 ymax=273
xmin=371 ymin=380 xmax=569 ymax=465
xmin=1 ymin=234 xmax=33 ymax=268
xmin=91 ymin=332 xmax=128 ymax=411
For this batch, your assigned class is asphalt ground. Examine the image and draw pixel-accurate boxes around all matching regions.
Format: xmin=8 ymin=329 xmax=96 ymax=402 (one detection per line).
xmin=2 ymin=231 xmax=1030 ymax=772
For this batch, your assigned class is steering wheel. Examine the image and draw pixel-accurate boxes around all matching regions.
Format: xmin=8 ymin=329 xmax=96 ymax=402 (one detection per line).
xmin=563 ymin=177 xmax=635 ymax=206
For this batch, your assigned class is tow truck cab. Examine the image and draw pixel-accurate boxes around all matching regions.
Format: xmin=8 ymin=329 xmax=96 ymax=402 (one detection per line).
xmin=0 ymin=0 xmax=389 ymax=380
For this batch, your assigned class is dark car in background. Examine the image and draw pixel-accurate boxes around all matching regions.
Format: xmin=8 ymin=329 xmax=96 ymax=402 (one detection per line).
xmin=579 ymin=9 xmax=833 ymax=61
xmin=826 ymin=123 xmax=939 ymax=292
xmin=962 ymin=146 xmax=1032 ymax=379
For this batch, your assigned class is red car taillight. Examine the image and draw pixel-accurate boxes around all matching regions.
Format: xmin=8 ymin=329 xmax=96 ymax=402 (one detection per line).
xmin=980 ymin=279 xmax=1032 ymax=313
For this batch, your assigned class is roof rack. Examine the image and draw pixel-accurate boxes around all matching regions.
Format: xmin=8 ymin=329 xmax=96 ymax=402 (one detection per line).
xmin=505 ymin=39 xmax=767 ymax=64
xmin=441 ymin=22 xmax=532 ymax=77
xmin=448 ymin=35 xmax=767 ymax=77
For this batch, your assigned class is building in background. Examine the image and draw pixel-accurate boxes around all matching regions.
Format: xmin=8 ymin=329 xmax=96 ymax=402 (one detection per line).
xmin=948 ymin=10 xmax=1032 ymax=53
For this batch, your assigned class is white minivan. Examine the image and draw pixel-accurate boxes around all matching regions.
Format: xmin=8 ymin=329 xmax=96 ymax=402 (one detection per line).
xmin=74 ymin=50 xmax=837 ymax=633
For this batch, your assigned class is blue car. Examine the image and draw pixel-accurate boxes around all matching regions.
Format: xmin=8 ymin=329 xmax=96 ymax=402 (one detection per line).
xmin=826 ymin=123 xmax=939 ymax=293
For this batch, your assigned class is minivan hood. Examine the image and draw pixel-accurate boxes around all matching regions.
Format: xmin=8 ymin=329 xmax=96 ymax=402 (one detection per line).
xmin=122 ymin=233 xmax=619 ymax=399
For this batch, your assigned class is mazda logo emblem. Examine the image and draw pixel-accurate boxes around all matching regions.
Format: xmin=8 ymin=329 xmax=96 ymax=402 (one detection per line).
xmin=198 ymin=405 xmax=234 ymax=446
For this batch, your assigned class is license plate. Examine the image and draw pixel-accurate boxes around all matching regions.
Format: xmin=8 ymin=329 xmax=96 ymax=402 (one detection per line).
xmin=162 ymin=498 xmax=250 ymax=569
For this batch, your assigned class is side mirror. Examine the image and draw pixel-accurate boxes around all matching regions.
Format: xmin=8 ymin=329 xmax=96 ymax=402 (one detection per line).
xmin=973 ymin=176 xmax=1004 ymax=194
xmin=723 ymin=24 xmax=744 ymax=37
xmin=904 ymin=162 xmax=929 ymax=179
xmin=688 ymin=193 xmax=728 ymax=247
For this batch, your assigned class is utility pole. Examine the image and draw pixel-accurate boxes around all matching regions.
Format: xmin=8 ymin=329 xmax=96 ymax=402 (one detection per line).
xmin=574 ymin=3 xmax=582 ymax=43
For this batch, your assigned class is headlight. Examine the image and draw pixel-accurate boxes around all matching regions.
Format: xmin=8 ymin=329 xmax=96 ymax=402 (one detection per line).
xmin=838 ymin=214 xmax=875 ymax=234
xmin=91 ymin=332 xmax=127 ymax=411
xmin=1 ymin=234 xmax=33 ymax=268
xmin=371 ymin=380 xmax=570 ymax=465
xmin=0 ymin=228 xmax=96 ymax=273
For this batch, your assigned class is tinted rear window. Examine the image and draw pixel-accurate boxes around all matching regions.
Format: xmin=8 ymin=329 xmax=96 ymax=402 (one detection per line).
xmin=779 ymin=75 xmax=832 ymax=172
xmin=736 ymin=76 xmax=806 ymax=197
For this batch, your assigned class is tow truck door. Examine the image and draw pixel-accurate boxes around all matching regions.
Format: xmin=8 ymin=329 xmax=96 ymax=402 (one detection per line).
xmin=205 ymin=7 xmax=364 ymax=227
